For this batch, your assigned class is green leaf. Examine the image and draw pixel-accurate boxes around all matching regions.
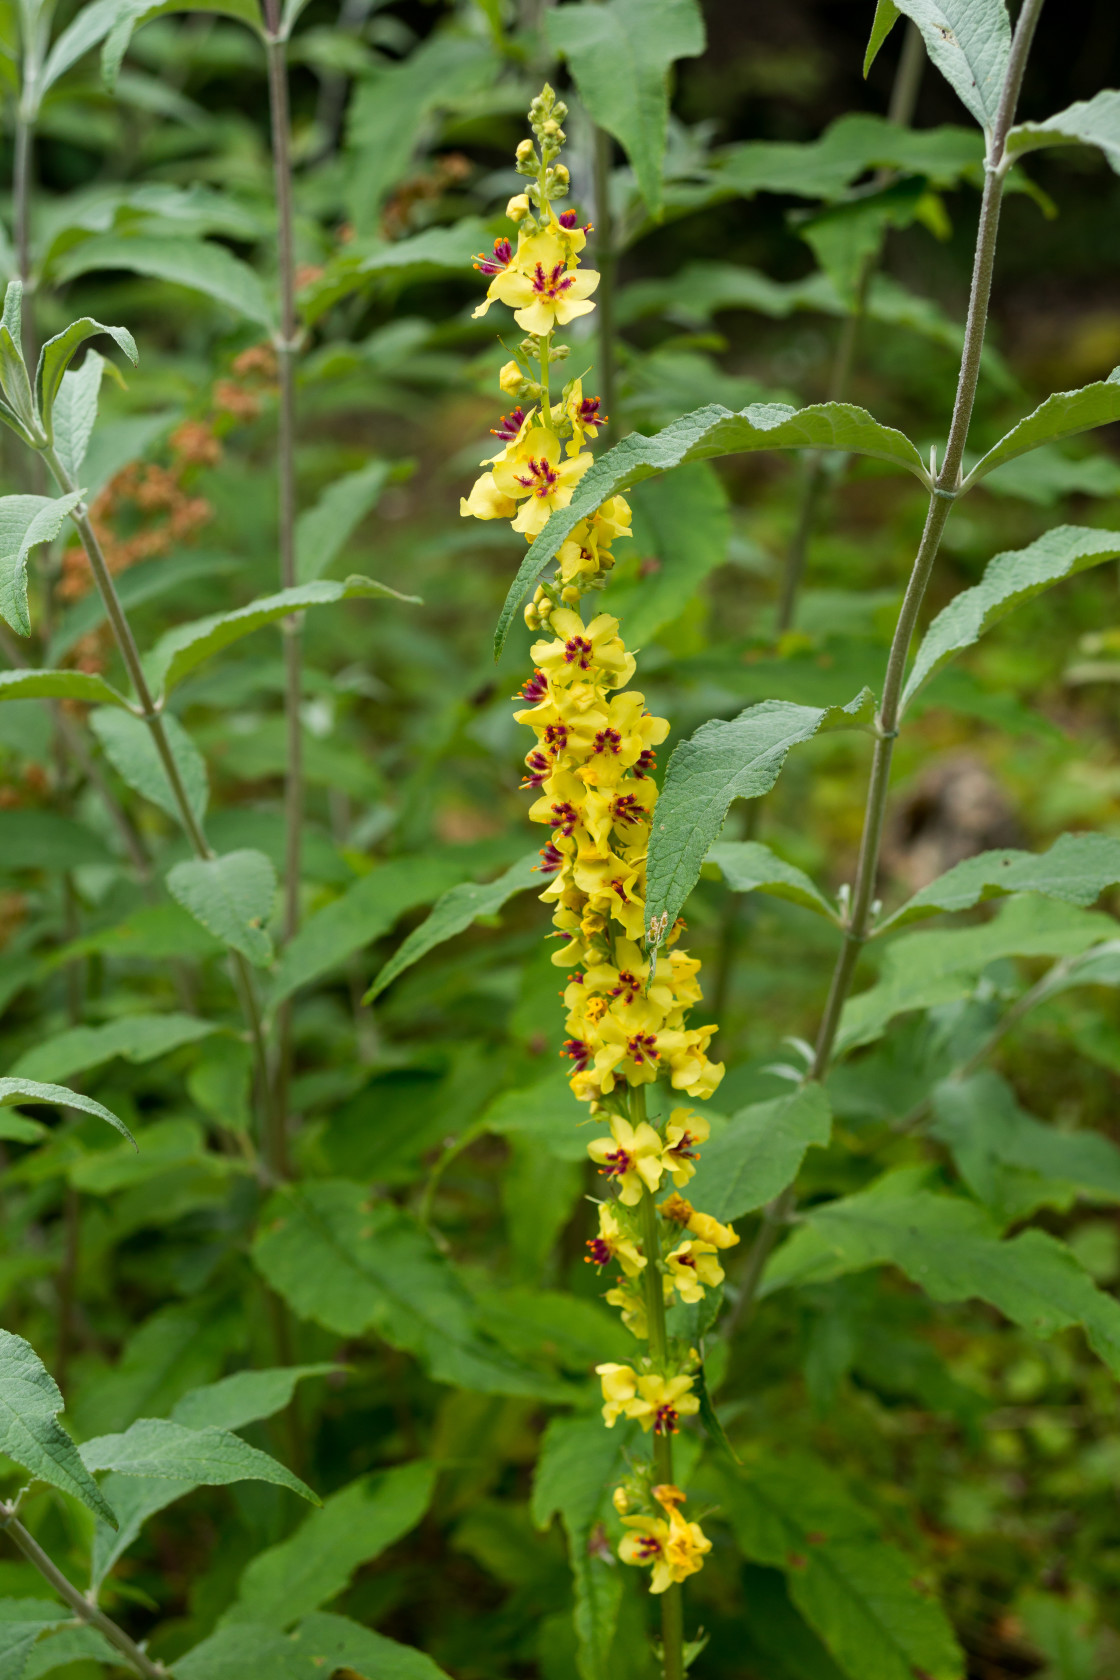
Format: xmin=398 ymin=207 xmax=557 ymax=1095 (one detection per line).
xmin=531 ymin=1415 xmax=635 ymax=1680
xmin=366 ymin=851 xmax=539 ymax=1001
xmin=714 ymin=114 xmax=984 ymax=202
xmin=10 ymin=1012 xmax=216 ymax=1084
xmin=167 ymin=849 xmax=277 ymax=967
xmin=303 ymin=220 xmax=491 ymax=324
xmin=902 ymin=525 xmax=1120 ymax=709
xmin=221 ymin=1461 xmax=435 ymax=1628
xmin=0 ymin=1602 xmax=68 ymax=1680
xmin=90 ymin=705 xmax=209 ymax=826
xmin=931 ymin=1070 xmax=1120 ymax=1225
xmin=602 ymin=461 xmax=730 ymax=645
xmin=1006 ymin=89 xmax=1120 ymax=176
xmin=146 ymin=575 xmax=416 ymax=695
xmin=494 ymin=404 xmax=928 ymax=656
xmin=294 ymin=1614 xmax=452 ymax=1680
xmin=879 ymin=832 xmax=1120 ymax=932
xmin=51 ymin=350 xmax=108 ymax=481
xmin=98 ymin=0 xmax=263 ymax=88
xmin=36 ymin=317 xmax=138 ymax=440
xmin=762 ymin=1166 xmax=1120 ymax=1382
xmin=715 ymin=1450 xmax=965 ymax=1680
xmin=0 ymin=809 xmax=113 ymax=872
xmin=547 ymin=0 xmax=705 ymax=216
xmin=0 ymin=1076 xmax=135 ymax=1145
xmin=171 ymin=1365 xmax=337 ymax=1434
xmin=0 ymin=668 xmax=129 ymax=707
xmin=22 ymin=1625 xmax=118 ymax=1677
xmin=838 ymin=895 xmax=1115 ymax=1054
xmin=962 ymin=375 xmax=1120 ymax=489
xmin=0 ymin=285 xmax=34 ymax=436
xmin=79 ymin=1417 xmax=316 ymax=1502
xmin=708 ymin=840 xmax=839 ymax=922
xmin=0 ymin=1329 xmax=118 ymax=1526
xmin=644 ymin=692 xmax=874 ymax=939
xmin=0 ymin=492 xmax=84 ymax=637
xmin=864 ymin=0 xmax=902 ymax=76
xmin=891 ymin=0 xmax=1010 ymax=132
xmin=687 ymin=1087 xmax=833 ymax=1224
xmin=40 ymin=0 xmax=129 ymax=98
xmin=252 ymin=1180 xmax=569 ymax=1399
xmin=797 ymin=178 xmax=929 ymax=306
xmin=295 ymin=463 xmax=391 ymax=583
xmin=54 ymin=236 xmax=273 ymax=330
xmin=175 ymin=1625 xmax=319 ymax=1680
xmin=477 ymin=1069 xmax=593 ymax=1164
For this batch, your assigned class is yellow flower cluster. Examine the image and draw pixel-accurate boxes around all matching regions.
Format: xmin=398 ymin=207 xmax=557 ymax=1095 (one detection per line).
xmin=461 ymin=83 xmax=735 ymax=1604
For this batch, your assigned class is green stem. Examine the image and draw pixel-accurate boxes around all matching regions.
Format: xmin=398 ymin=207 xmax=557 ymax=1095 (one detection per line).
xmin=0 ymin=1505 xmax=167 ymax=1678
xmin=592 ymin=124 xmax=617 ymax=429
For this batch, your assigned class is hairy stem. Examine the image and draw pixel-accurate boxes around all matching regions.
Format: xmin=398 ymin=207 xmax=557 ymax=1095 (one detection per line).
xmin=592 ymin=124 xmax=617 ymax=430
xmin=0 ymin=1506 xmax=166 ymax=1678
xmin=13 ymin=113 xmax=35 ymax=369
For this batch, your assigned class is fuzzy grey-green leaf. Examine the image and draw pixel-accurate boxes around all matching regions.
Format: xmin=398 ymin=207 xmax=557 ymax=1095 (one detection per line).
xmin=0 ymin=492 xmax=84 ymax=637
xmin=890 ymin=0 xmax=1010 ymax=131
xmin=0 ymin=667 xmax=130 ymax=707
xmin=963 ymin=376 xmax=1120 ymax=488
xmin=366 ymin=852 xmax=539 ymax=1001
xmin=687 ymin=1087 xmax=833 ymax=1223
xmin=0 ymin=1329 xmax=118 ymax=1526
xmin=90 ymin=705 xmax=209 ymax=826
xmin=879 ymin=832 xmax=1120 ymax=932
xmin=708 ymin=840 xmax=839 ymax=922
xmin=167 ymin=850 xmax=277 ymax=967
xmin=1006 ymin=89 xmax=1120 ymax=175
xmin=79 ymin=1417 xmax=317 ymax=1502
xmin=0 ymin=1076 xmax=136 ymax=1145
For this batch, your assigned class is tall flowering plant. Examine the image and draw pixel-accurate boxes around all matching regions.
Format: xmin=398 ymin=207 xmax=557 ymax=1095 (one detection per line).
xmin=461 ymin=86 xmax=734 ymax=1671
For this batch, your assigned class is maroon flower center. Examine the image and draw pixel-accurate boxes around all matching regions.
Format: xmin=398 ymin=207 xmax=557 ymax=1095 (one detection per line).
xmin=611 ymin=877 xmax=631 ymax=902
xmin=550 ymin=801 xmax=579 ymax=836
xmin=516 ymin=455 xmax=560 ymax=498
xmin=634 ymin=747 xmax=658 ymax=778
xmin=668 ymin=1130 xmax=699 ymax=1161
xmin=563 ymin=1038 xmax=591 ymax=1070
xmin=521 ymin=752 xmax=550 ymax=789
xmin=654 ymin=1404 xmax=679 ymax=1436
xmin=545 ymin=722 xmax=569 ymax=750
xmin=579 ymin=395 xmax=606 ymax=430
xmin=627 ymin=1034 xmax=659 ymax=1065
xmin=519 ymin=668 xmax=549 ymax=703
xmin=636 ymin=1534 xmax=663 ymax=1559
xmin=612 ymin=793 xmax=644 ymax=825
xmin=598 ymin=1147 xmax=633 ymax=1180
xmin=564 ymin=636 xmax=594 ymax=669
xmin=585 ymin=1237 xmax=612 ymax=1267
xmin=593 ymin=727 xmax=622 ymax=754
xmin=532 ymin=260 xmax=577 ymax=300
xmin=491 ymin=406 xmax=526 ymax=442
xmin=537 ymin=841 xmax=563 ymax=875
xmin=473 ymin=238 xmax=512 ymax=276
xmin=611 ymin=970 xmax=641 ymax=1005
xmin=676 ymin=1251 xmax=698 ymax=1271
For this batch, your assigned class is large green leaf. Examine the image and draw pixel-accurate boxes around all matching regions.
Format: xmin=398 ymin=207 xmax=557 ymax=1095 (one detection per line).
xmin=0 ymin=1329 xmax=117 ymax=1526
xmin=171 ymin=1365 xmax=337 ymax=1434
xmin=494 ymin=404 xmax=928 ymax=655
xmin=0 ymin=809 xmax=113 ymax=871
xmin=890 ymin=0 xmax=1010 ymax=132
xmin=221 ymin=1461 xmax=435 ymax=1628
xmin=80 ymin=1417 xmax=316 ymax=1501
xmin=0 ymin=1602 xmax=68 ymax=1680
xmin=602 ymin=461 xmax=730 ymax=645
xmin=10 ymin=1012 xmax=216 ymax=1084
xmin=708 ymin=840 xmax=839 ymax=923
xmin=167 ymin=849 xmax=277 ymax=968
xmin=295 ymin=464 xmax=391 ymax=583
xmin=55 ymin=236 xmax=273 ymax=329
xmin=0 ymin=668 xmax=129 ymax=707
xmin=838 ymin=896 xmax=1115 ymax=1054
xmin=531 ymin=1415 xmax=636 ymax=1680
xmin=962 ymin=376 xmax=1120 ymax=489
xmin=901 ymin=526 xmax=1120 ymax=709
xmin=931 ymin=1070 xmax=1120 ymax=1225
xmin=36 ymin=316 xmax=137 ymax=439
xmin=547 ymin=0 xmax=705 ymax=216
xmin=52 ymin=350 xmax=109 ymax=481
xmin=0 ymin=1076 xmax=135 ymax=1145
xmin=714 ymin=114 xmax=983 ymax=203
xmin=22 ymin=1625 xmax=118 ymax=1676
xmin=878 ymin=832 xmax=1120 ymax=932
xmin=146 ymin=575 xmax=417 ymax=696
xmin=715 ymin=1451 xmax=964 ymax=1680
xmin=762 ymin=1166 xmax=1120 ymax=1380
xmin=366 ymin=852 xmax=539 ymax=1001
xmin=477 ymin=1069 xmax=592 ymax=1164
xmin=90 ymin=705 xmax=209 ymax=826
xmin=252 ymin=1180 xmax=569 ymax=1399
xmin=175 ymin=1625 xmax=318 ymax=1680
xmin=644 ymin=692 xmax=874 ymax=938
xmin=863 ymin=0 xmax=902 ymax=76
xmin=293 ymin=1614 xmax=452 ymax=1680
xmin=302 ymin=220 xmax=491 ymax=325
xmin=0 ymin=492 xmax=84 ymax=637
xmin=1006 ymin=89 xmax=1120 ymax=175
xmin=686 ymin=1087 xmax=833 ymax=1224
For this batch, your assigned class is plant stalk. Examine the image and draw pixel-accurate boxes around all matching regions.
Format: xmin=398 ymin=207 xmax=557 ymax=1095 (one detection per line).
xmin=0 ymin=1505 xmax=167 ymax=1678
xmin=592 ymin=123 xmax=617 ymax=430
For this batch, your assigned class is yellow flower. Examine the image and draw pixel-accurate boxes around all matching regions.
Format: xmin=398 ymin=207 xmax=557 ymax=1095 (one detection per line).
xmin=459 ymin=470 xmax=518 ymax=521
xmin=490 ymin=426 xmax=593 ymax=537
xmin=605 ymin=1280 xmax=648 ymax=1339
xmin=554 ymin=377 xmax=608 ymax=452
xmin=596 ymin=1361 xmax=639 ymax=1426
xmin=530 ymin=609 xmax=635 ymax=690
xmin=657 ymin=1026 xmax=724 ymax=1100
xmin=573 ymin=692 xmax=669 ymax=789
xmin=619 ymin=1507 xmax=711 ymax=1593
xmin=587 ymin=1114 xmax=665 ymax=1204
xmin=585 ymin=1201 xmax=646 ymax=1278
xmin=581 ymin=938 xmax=672 ymax=1014
xmin=477 ymin=228 xmax=600 ymax=334
xmin=628 ymin=1372 xmax=699 ymax=1435
xmin=661 ymin=1108 xmax=710 ymax=1188
xmin=686 ymin=1207 xmax=740 ymax=1249
xmin=666 ymin=1238 xmax=724 ymax=1304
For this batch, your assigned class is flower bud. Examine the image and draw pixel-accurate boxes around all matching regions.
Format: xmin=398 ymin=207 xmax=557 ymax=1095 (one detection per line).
xmin=499 ymin=360 xmax=525 ymax=396
xmin=524 ymin=602 xmax=541 ymax=631
xmin=505 ymin=193 xmax=530 ymax=222
xmin=612 ymin=1485 xmax=631 ymax=1516
xmin=516 ymin=138 xmax=536 ymax=163
xmin=549 ymin=164 xmax=570 ymax=190
xmin=561 ymin=585 xmax=581 ymax=606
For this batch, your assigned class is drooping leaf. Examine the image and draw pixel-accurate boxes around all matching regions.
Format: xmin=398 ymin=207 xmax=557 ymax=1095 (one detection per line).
xmin=55 ymin=236 xmax=273 ymax=329
xmin=494 ymin=404 xmax=928 ymax=655
xmin=0 ymin=1329 xmax=118 ymax=1526
xmin=762 ymin=1166 xmax=1120 ymax=1381
xmin=715 ymin=1451 xmax=965 ymax=1680
xmin=708 ymin=841 xmax=839 ymax=922
xmin=52 ymin=350 xmax=109 ymax=480
xmin=547 ymin=0 xmax=705 ymax=216
xmin=99 ymin=0 xmax=263 ymax=86
xmin=962 ymin=376 xmax=1120 ymax=489
xmin=901 ymin=525 xmax=1120 ymax=709
xmin=167 ymin=849 xmax=277 ymax=967
xmin=146 ymin=575 xmax=417 ymax=696
xmin=90 ymin=705 xmax=209 ymax=826
xmin=294 ymin=1614 xmax=452 ymax=1680
xmin=602 ymin=461 xmax=731 ymax=644
xmin=80 ymin=1418 xmax=316 ymax=1504
xmin=0 ymin=668 xmax=130 ymax=707
xmin=838 ymin=896 xmax=1115 ymax=1054
xmin=0 ymin=1076 xmax=135 ymax=1145
xmin=0 ymin=1602 xmax=68 ymax=1680
xmin=171 ymin=1365 xmax=337 ymax=1434
xmin=687 ymin=1087 xmax=833 ymax=1224
xmin=175 ymin=1624 xmax=319 ymax=1680
xmin=0 ymin=492 xmax=84 ymax=637
xmin=890 ymin=0 xmax=1010 ymax=132
xmin=366 ymin=852 xmax=539 ymax=1001
xmin=295 ymin=463 xmax=391 ymax=583
xmin=252 ymin=1180 xmax=569 ymax=1399
xmin=36 ymin=316 xmax=138 ymax=437
xmin=644 ymin=692 xmax=874 ymax=938
xmin=221 ymin=1461 xmax=435 ymax=1628
xmin=1005 ymin=89 xmax=1120 ymax=176
xmin=864 ymin=0 xmax=902 ymax=77
xmin=714 ymin=113 xmax=984 ymax=202
xmin=878 ymin=832 xmax=1120 ymax=932
xmin=10 ymin=1012 xmax=216 ymax=1084
xmin=931 ymin=1070 xmax=1120 ymax=1225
